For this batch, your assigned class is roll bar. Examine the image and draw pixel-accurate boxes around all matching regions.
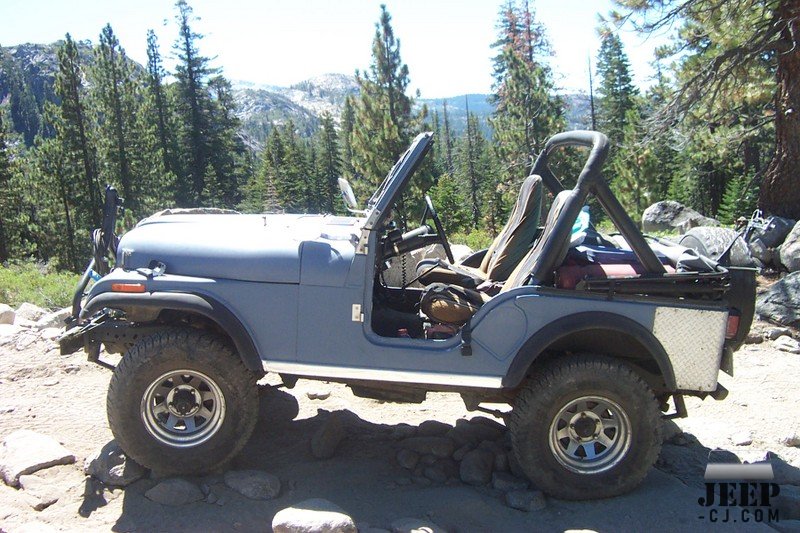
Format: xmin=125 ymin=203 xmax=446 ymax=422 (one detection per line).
xmin=529 ymin=131 xmax=665 ymax=275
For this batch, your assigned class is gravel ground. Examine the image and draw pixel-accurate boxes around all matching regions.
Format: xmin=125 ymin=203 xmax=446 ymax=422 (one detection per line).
xmin=0 ymin=318 xmax=797 ymax=532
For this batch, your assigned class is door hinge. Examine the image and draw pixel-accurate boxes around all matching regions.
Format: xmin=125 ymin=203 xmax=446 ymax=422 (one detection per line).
xmin=351 ymin=304 xmax=364 ymax=322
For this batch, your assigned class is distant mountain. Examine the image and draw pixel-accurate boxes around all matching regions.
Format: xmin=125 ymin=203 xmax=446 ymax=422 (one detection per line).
xmin=0 ymin=41 xmax=136 ymax=145
xmin=1 ymin=41 xmax=593 ymax=151
xmin=419 ymin=94 xmax=494 ymax=136
xmin=232 ymin=73 xmax=358 ymax=143
xmin=420 ymin=91 xmax=592 ymax=137
xmin=562 ymin=92 xmax=592 ymax=131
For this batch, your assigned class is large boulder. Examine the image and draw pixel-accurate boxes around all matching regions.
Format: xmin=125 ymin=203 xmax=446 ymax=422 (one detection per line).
xmin=642 ymin=201 xmax=719 ymax=234
xmin=15 ymin=303 xmax=47 ymax=322
xmin=144 ymin=478 xmax=204 ymax=506
xmin=34 ymin=308 xmax=70 ymax=330
xmin=780 ymin=220 xmax=800 ymax=272
xmin=0 ymin=430 xmax=76 ymax=487
xmin=223 ymin=470 xmax=281 ymax=500
xmin=311 ymin=412 xmax=346 ymax=460
xmin=459 ymin=449 xmax=494 ymax=486
xmin=756 ymin=272 xmax=800 ymax=327
xmin=272 ymin=498 xmax=357 ymax=533
xmin=84 ymin=441 xmax=147 ymax=487
xmin=0 ymin=304 xmax=15 ymax=325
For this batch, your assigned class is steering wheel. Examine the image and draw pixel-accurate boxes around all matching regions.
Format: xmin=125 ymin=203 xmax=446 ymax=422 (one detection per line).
xmin=424 ymin=195 xmax=454 ymax=263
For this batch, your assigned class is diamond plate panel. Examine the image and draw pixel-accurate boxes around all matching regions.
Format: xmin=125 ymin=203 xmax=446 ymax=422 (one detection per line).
xmin=652 ymin=306 xmax=728 ymax=391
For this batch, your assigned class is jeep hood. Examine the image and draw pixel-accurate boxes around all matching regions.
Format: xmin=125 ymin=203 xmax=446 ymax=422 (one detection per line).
xmin=117 ymin=213 xmax=361 ymax=283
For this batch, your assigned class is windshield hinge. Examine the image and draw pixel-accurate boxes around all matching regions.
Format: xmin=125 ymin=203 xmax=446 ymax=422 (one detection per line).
xmin=355 ymin=229 xmax=370 ymax=255
xmin=351 ymin=304 xmax=364 ymax=322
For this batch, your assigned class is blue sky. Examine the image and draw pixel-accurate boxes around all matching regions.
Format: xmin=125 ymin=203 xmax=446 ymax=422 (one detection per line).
xmin=0 ymin=0 xmax=670 ymax=98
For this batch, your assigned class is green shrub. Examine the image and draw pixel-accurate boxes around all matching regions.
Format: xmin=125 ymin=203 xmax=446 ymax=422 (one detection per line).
xmin=0 ymin=261 xmax=79 ymax=310
xmin=451 ymin=229 xmax=494 ymax=251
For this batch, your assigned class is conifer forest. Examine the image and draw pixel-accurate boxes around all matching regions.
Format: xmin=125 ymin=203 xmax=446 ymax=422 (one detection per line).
xmin=0 ymin=0 xmax=798 ymax=272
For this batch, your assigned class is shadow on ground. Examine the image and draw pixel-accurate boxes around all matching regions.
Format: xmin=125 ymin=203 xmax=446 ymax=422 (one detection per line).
xmin=93 ymin=386 xmax=794 ymax=532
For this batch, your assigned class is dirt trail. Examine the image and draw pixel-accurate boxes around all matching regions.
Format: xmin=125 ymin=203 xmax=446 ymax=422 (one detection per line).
xmin=0 ymin=320 xmax=798 ymax=532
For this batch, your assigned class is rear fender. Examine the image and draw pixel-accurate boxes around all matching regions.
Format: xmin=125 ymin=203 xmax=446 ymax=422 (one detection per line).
xmin=503 ymin=311 xmax=677 ymax=391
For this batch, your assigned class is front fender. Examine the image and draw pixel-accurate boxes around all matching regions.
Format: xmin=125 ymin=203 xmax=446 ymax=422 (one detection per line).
xmin=81 ymin=291 xmax=264 ymax=376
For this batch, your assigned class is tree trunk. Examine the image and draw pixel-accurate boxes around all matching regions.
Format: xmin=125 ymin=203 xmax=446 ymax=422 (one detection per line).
xmin=759 ymin=0 xmax=800 ymax=219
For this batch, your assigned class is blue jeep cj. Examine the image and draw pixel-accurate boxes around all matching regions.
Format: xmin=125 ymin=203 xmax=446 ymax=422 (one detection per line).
xmin=61 ymin=131 xmax=755 ymax=500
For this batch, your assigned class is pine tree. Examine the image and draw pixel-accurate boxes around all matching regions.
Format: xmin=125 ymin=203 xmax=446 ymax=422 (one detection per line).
xmin=55 ymin=34 xmax=101 ymax=226
xmin=490 ymin=1 xmax=562 ymax=188
xmin=145 ymin=29 xmax=177 ymax=181
xmin=718 ymin=174 xmax=759 ymax=224
xmin=615 ymin=0 xmax=795 ymax=218
xmin=240 ymin=125 xmax=281 ymax=214
xmin=0 ymin=109 xmax=14 ymax=261
xmin=91 ymin=24 xmax=136 ymax=210
xmin=609 ymin=106 xmax=660 ymax=220
xmin=641 ymin=70 xmax=679 ymax=200
xmin=428 ymin=172 xmax=469 ymax=234
xmin=441 ymin=101 xmax=455 ymax=175
xmin=206 ymin=75 xmax=249 ymax=208
xmin=339 ymin=95 xmax=357 ymax=182
xmin=50 ymin=33 xmax=101 ymax=236
xmin=316 ymin=112 xmax=341 ymax=213
xmin=457 ymin=112 xmax=489 ymax=228
xmin=173 ymin=0 xmax=215 ymax=205
xmin=351 ymin=4 xmax=424 ymax=200
xmin=595 ymin=29 xmax=638 ymax=146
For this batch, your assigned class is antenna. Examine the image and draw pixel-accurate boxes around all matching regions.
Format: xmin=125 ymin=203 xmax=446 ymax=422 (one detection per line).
xmin=588 ymin=53 xmax=597 ymax=131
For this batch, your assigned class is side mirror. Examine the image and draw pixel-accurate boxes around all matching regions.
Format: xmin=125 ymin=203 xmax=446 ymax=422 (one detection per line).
xmin=338 ymin=178 xmax=364 ymax=213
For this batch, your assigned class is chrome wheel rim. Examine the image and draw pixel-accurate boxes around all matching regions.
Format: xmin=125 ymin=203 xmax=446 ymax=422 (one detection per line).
xmin=548 ymin=395 xmax=631 ymax=474
xmin=141 ymin=369 xmax=226 ymax=448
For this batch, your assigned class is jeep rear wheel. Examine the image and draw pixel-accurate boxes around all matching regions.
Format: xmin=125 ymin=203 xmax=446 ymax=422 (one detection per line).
xmin=509 ymin=355 xmax=662 ymax=500
xmin=107 ymin=329 xmax=258 ymax=475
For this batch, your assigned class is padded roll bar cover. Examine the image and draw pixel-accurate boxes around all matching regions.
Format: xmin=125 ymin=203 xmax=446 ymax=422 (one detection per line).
xmin=531 ymin=130 xmax=610 ymax=195
xmin=527 ymin=130 xmax=665 ymax=275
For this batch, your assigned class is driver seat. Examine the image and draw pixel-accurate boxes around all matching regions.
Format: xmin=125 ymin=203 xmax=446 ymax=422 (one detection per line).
xmin=416 ymin=173 xmax=543 ymax=288
xmin=420 ymin=189 xmax=576 ymax=326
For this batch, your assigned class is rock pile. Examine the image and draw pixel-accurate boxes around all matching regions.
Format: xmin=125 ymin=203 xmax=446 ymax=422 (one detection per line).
xmin=392 ymin=416 xmax=546 ymax=512
xmin=0 ymin=303 xmax=70 ymax=352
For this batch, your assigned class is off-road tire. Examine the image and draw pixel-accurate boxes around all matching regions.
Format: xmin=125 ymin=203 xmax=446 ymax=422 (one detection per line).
xmin=509 ymin=354 xmax=662 ymax=500
xmin=678 ymin=226 xmax=755 ymax=267
xmin=107 ymin=328 xmax=258 ymax=475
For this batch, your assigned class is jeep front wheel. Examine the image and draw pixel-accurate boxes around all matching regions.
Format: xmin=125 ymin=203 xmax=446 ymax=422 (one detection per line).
xmin=107 ymin=329 xmax=259 ymax=475
xmin=509 ymin=354 xmax=662 ymax=500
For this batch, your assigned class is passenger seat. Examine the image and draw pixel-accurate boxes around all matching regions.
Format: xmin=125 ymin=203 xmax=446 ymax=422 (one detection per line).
xmin=416 ymin=173 xmax=543 ymax=288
